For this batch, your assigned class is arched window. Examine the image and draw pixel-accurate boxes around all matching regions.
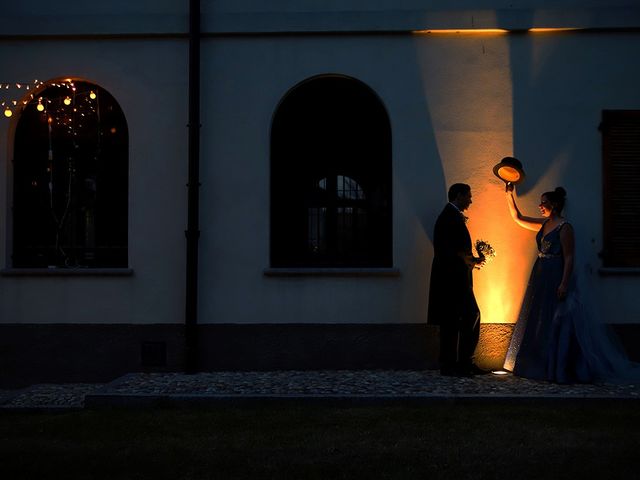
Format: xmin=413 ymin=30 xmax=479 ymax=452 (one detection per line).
xmin=271 ymin=75 xmax=392 ymax=267
xmin=12 ymin=80 xmax=128 ymax=268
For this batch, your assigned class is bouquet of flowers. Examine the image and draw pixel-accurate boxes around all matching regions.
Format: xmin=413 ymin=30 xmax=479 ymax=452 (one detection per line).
xmin=475 ymin=239 xmax=496 ymax=262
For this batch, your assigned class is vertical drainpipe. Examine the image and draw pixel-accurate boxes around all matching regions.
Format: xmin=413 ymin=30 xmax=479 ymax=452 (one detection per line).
xmin=185 ymin=0 xmax=201 ymax=374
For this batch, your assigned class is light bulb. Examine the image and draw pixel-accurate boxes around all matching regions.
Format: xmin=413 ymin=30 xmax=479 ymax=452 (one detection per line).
xmin=64 ymin=96 xmax=72 ymax=105
xmin=89 ymin=91 xmax=97 ymax=100
xmin=4 ymin=108 xmax=12 ymax=118
xmin=37 ymin=102 xmax=45 ymax=112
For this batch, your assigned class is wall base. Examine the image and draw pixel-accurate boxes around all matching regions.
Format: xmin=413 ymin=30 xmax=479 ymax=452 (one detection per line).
xmin=196 ymin=324 xmax=439 ymax=372
xmin=1 ymin=323 xmax=638 ymax=388
xmin=0 ymin=324 xmax=186 ymax=388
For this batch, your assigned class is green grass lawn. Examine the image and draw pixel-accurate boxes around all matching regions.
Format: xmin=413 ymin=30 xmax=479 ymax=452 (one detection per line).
xmin=1 ymin=401 xmax=639 ymax=479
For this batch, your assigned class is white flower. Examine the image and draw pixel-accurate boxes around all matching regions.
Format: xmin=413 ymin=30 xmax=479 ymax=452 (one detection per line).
xmin=475 ymin=239 xmax=496 ymax=261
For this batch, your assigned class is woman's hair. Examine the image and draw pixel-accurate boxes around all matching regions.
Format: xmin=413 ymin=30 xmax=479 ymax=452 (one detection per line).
xmin=543 ymin=187 xmax=567 ymax=213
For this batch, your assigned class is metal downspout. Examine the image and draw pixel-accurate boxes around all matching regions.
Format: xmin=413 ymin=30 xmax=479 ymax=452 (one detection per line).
xmin=185 ymin=0 xmax=201 ymax=374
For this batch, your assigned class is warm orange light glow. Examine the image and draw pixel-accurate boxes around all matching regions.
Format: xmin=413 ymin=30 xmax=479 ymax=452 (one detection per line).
xmin=414 ymin=31 xmax=533 ymax=325
xmin=413 ymin=27 xmax=581 ymax=36
xmin=528 ymin=28 xmax=581 ymax=33
xmin=413 ymin=29 xmax=509 ymax=35
xmin=469 ymin=187 xmax=534 ymax=325
xmin=412 ymin=26 xmax=575 ymax=365
xmin=474 ymin=324 xmax=515 ymax=369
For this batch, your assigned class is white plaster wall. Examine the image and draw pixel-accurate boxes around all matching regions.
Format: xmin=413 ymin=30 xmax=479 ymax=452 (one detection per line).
xmin=0 ymin=39 xmax=188 ymax=324
xmin=200 ymin=31 xmax=640 ymax=325
xmin=199 ymin=34 xmax=439 ymax=325
xmin=491 ymin=32 xmax=640 ymax=325
xmin=1 ymin=1 xmax=639 ymax=327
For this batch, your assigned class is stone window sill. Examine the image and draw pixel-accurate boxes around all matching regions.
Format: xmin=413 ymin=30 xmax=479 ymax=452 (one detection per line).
xmin=0 ymin=268 xmax=134 ymax=277
xmin=598 ymin=267 xmax=640 ymax=276
xmin=264 ymin=267 xmax=400 ymax=277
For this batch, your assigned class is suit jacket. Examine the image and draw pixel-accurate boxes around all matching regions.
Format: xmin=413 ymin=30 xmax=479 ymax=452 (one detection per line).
xmin=427 ymin=203 xmax=476 ymax=325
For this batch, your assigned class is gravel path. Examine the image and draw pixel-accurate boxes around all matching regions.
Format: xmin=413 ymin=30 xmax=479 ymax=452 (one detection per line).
xmin=2 ymin=370 xmax=639 ymax=410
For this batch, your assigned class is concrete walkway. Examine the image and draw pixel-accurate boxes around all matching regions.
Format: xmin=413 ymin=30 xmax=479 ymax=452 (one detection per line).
xmin=2 ymin=370 xmax=639 ymax=410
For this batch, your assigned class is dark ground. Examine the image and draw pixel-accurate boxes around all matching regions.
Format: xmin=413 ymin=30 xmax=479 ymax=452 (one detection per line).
xmin=1 ymin=401 xmax=639 ymax=479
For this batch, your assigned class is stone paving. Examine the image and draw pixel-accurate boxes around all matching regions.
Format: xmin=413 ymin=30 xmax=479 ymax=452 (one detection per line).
xmin=2 ymin=370 xmax=640 ymax=410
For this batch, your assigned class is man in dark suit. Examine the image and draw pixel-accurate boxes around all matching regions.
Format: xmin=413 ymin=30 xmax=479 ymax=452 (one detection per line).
xmin=428 ymin=183 xmax=485 ymax=376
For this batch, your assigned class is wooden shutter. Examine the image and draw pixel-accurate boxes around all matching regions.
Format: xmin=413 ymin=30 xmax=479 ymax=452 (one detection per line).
xmin=602 ymin=110 xmax=640 ymax=267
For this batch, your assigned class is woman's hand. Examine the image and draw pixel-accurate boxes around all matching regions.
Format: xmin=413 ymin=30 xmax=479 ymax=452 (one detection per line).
xmin=557 ymin=282 xmax=568 ymax=301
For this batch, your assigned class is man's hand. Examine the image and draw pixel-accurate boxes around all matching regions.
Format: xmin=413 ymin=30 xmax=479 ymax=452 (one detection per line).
xmin=474 ymin=255 xmax=486 ymax=270
xmin=464 ymin=254 xmax=485 ymax=269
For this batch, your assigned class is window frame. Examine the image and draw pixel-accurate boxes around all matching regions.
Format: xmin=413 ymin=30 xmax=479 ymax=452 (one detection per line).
xmin=8 ymin=79 xmax=129 ymax=270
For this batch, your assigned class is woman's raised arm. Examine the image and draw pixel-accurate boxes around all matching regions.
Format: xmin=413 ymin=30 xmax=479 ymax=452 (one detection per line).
xmin=505 ymin=185 xmax=545 ymax=232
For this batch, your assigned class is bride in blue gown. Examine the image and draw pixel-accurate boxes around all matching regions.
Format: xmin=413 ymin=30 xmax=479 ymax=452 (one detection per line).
xmin=503 ymin=185 xmax=640 ymax=383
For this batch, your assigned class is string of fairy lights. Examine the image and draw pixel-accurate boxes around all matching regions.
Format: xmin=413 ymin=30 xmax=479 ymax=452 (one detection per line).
xmin=1 ymin=79 xmax=100 ymax=134
xmin=2 ymin=79 xmax=51 ymax=117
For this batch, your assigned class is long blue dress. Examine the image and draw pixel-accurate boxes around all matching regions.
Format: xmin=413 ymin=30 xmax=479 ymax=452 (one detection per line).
xmin=503 ymin=221 xmax=640 ymax=383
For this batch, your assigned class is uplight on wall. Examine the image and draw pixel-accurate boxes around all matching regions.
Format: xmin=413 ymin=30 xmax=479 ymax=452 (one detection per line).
xmin=413 ymin=27 xmax=582 ymax=35
xmin=528 ymin=28 xmax=581 ymax=33
xmin=413 ymin=29 xmax=509 ymax=35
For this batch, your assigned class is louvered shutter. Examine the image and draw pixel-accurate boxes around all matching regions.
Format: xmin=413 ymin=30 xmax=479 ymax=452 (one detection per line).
xmin=602 ymin=110 xmax=640 ymax=267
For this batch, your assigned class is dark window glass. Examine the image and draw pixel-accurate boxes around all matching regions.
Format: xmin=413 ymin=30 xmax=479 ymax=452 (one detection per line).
xmin=271 ymin=76 xmax=391 ymax=267
xmin=601 ymin=110 xmax=640 ymax=267
xmin=12 ymin=81 xmax=128 ymax=268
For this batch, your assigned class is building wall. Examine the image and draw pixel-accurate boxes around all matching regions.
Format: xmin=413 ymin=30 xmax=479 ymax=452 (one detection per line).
xmin=201 ymin=31 xmax=640 ymax=328
xmin=1 ymin=1 xmax=639 ymax=384
xmin=0 ymin=39 xmax=188 ymax=326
